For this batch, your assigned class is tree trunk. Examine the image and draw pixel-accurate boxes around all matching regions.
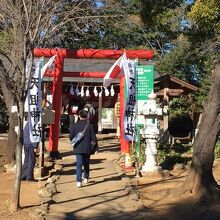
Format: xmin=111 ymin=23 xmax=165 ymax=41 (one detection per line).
xmin=179 ymin=57 xmax=220 ymax=200
xmin=0 ymin=82 xmax=17 ymax=164
xmin=12 ymin=101 xmax=24 ymax=211
xmin=12 ymin=140 xmax=22 ymax=211
xmin=5 ymin=113 xmax=17 ymax=163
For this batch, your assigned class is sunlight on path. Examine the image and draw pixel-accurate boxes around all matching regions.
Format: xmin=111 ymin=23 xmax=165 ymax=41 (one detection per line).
xmin=46 ymin=136 xmax=138 ymax=220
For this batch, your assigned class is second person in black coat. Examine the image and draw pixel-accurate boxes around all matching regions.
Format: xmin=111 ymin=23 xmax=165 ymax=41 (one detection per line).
xmin=69 ymin=109 xmax=97 ymax=188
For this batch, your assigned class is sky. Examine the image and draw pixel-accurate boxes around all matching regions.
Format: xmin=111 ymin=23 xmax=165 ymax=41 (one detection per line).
xmin=185 ymin=0 xmax=194 ymax=5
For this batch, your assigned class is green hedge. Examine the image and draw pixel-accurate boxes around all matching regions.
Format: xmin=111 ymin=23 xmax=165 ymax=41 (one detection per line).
xmin=0 ymin=99 xmax=8 ymax=132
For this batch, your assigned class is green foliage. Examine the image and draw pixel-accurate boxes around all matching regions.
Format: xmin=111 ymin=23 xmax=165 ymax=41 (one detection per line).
xmin=156 ymin=40 xmax=192 ymax=80
xmin=130 ymin=140 xmax=192 ymax=170
xmin=140 ymin=0 xmax=188 ymax=47
xmin=188 ymin=0 xmax=220 ymax=39
xmin=158 ymin=143 xmax=192 ymax=170
xmin=190 ymin=52 xmax=216 ymax=111
xmin=55 ymin=0 xmax=157 ymax=50
xmin=166 ymin=95 xmax=193 ymax=137
xmin=140 ymin=0 xmax=183 ymax=26
xmin=215 ymin=139 xmax=220 ymax=159
xmin=130 ymin=139 xmax=147 ymax=165
xmin=140 ymin=0 xmax=219 ymax=116
xmin=169 ymin=96 xmax=190 ymax=119
xmin=156 ymin=44 xmax=217 ymax=113
xmin=0 ymin=97 xmax=8 ymax=132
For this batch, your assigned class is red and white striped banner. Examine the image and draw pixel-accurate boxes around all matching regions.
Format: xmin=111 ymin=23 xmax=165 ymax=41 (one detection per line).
xmin=103 ymin=53 xmax=127 ymax=88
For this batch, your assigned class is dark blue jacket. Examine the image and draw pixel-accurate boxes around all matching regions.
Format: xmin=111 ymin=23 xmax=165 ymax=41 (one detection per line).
xmin=69 ymin=119 xmax=97 ymax=154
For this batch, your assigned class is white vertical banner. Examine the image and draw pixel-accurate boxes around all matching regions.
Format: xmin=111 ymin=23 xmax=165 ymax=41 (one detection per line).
xmin=25 ymin=59 xmax=43 ymax=143
xmin=24 ymin=56 xmax=56 ymax=143
xmin=123 ymin=59 xmax=137 ymax=141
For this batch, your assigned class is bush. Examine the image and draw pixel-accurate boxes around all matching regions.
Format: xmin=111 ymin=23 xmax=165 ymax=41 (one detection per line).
xmin=158 ymin=143 xmax=192 ymax=170
xmin=0 ymin=98 xmax=8 ymax=132
xmin=215 ymin=139 xmax=220 ymax=159
xmin=130 ymin=140 xmax=192 ymax=170
xmin=130 ymin=139 xmax=146 ymax=166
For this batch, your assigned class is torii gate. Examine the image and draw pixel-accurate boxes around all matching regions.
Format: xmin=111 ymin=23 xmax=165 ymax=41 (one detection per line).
xmin=33 ymin=48 xmax=154 ymax=158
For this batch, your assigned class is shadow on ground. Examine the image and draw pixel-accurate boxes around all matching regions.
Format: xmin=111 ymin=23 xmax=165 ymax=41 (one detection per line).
xmin=152 ymin=198 xmax=220 ymax=220
xmin=98 ymin=144 xmax=120 ymax=152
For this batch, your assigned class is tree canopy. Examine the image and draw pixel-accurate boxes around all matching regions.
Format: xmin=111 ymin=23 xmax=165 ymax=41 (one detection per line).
xmin=0 ymin=0 xmax=125 ymax=210
xmin=0 ymin=0 xmax=219 ymax=210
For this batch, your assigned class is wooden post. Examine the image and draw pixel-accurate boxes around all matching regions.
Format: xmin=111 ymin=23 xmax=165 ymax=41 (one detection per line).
xmin=48 ymin=51 xmax=64 ymax=158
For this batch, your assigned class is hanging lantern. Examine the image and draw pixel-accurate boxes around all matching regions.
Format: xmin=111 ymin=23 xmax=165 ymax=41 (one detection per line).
xmin=93 ymin=86 xmax=98 ymax=97
xmin=81 ymin=86 xmax=84 ymax=97
xmin=110 ymin=85 xmax=115 ymax=96
xmin=70 ymin=85 xmax=74 ymax=95
xmin=105 ymin=87 xmax=109 ymax=96
xmin=86 ymin=86 xmax=90 ymax=97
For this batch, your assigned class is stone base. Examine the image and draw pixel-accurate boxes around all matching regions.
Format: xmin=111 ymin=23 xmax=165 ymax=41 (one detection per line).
xmin=141 ymin=165 xmax=162 ymax=172
xmin=141 ymin=168 xmax=170 ymax=178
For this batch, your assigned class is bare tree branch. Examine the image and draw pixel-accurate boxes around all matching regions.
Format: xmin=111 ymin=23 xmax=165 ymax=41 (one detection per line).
xmin=0 ymin=0 xmax=127 ymax=210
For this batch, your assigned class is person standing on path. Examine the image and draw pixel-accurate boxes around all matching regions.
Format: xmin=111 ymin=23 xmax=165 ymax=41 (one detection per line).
xmin=69 ymin=110 xmax=97 ymax=188
xmin=21 ymin=121 xmax=38 ymax=181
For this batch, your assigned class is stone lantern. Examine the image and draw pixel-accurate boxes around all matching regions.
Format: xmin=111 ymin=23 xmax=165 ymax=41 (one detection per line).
xmin=140 ymin=92 xmax=166 ymax=174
